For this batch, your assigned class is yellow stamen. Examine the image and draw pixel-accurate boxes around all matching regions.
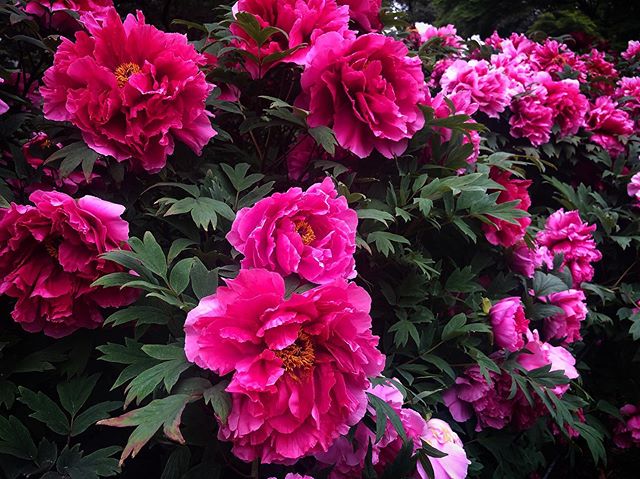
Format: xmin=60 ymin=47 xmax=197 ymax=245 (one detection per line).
xmin=294 ymin=220 xmax=316 ymax=246
xmin=44 ymin=238 xmax=58 ymax=259
xmin=114 ymin=62 xmax=141 ymax=87
xmin=274 ymin=332 xmax=315 ymax=381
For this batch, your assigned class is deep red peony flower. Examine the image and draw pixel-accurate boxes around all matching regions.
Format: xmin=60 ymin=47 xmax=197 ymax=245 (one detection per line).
xmin=298 ymin=32 xmax=425 ymax=158
xmin=482 ymin=169 xmax=532 ymax=248
xmin=41 ymin=8 xmax=215 ymax=173
xmin=184 ymin=269 xmax=385 ymax=463
xmin=231 ymin=0 xmax=355 ymax=78
xmin=0 ymin=190 xmax=137 ymax=337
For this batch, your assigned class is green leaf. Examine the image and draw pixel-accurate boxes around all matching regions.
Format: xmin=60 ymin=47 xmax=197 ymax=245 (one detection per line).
xmin=98 ymin=394 xmax=193 ymax=464
xmin=441 ymin=313 xmax=467 ymax=341
xmin=357 ymin=209 xmax=395 ymax=226
xmin=167 ymin=239 xmax=197 ymax=264
xmin=0 ymin=415 xmax=38 ymax=460
xmin=160 ymin=446 xmax=191 ymax=479
xmin=56 ymin=445 xmax=121 ymax=479
xmin=169 ymin=258 xmax=195 ymax=294
xmin=104 ymin=306 xmax=171 ymax=327
xmin=57 ymin=374 xmax=100 ymax=417
xmin=203 ymin=381 xmax=231 ymax=424
xmin=308 ymin=126 xmax=337 ymax=155
xmin=137 ymin=232 xmax=167 ymax=278
xmin=532 ymin=272 xmax=569 ymax=296
xmin=367 ymin=232 xmax=410 ymax=257
xmin=190 ymin=259 xmax=218 ymax=300
xmin=71 ymin=402 xmax=123 ymax=437
xmin=367 ymin=392 xmax=408 ymax=443
xmin=18 ymin=387 xmax=69 ymax=435
xmin=445 ymin=266 xmax=481 ymax=293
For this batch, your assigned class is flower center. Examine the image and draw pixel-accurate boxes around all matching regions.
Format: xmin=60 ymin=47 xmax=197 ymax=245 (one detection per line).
xmin=274 ymin=332 xmax=315 ymax=380
xmin=114 ymin=62 xmax=141 ymax=87
xmin=43 ymin=238 xmax=59 ymax=259
xmin=294 ymin=220 xmax=316 ymax=246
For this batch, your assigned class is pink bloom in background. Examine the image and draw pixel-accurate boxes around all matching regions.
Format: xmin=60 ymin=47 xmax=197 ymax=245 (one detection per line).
xmin=0 ymin=78 xmax=8 ymax=115
xmin=490 ymin=297 xmax=529 ymax=352
xmin=536 ymin=209 xmax=602 ymax=287
xmin=482 ymin=169 xmax=532 ymax=247
xmin=184 ymin=269 xmax=385 ymax=463
xmin=417 ymin=418 xmax=470 ymax=479
xmin=582 ymin=49 xmax=618 ymax=95
xmin=530 ymin=39 xmax=586 ymax=81
xmin=613 ymin=404 xmax=640 ymax=448
xmin=443 ymin=365 xmax=514 ymax=431
xmin=227 ymin=178 xmax=357 ymax=284
xmin=615 ymin=77 xmax=640 ymax=126
xmin=336 ymin=0 xmax=382 ymax=32
xmin=24 ymin=0 xmax=114 ymax=31
xmin=621 ymin=40 xmax=640 ymax=62
xmin=316 ymin=381 xmax=426 ymax=478
xmin=299 ymin=32 xmax=425 ymax=158
xmin=440 ymin=59 xmax=512 ymax=118
xmin=518 ymin=330 xmax=579 ymax=395
xmin=585 ymin=96 xmax=634 ymax=157
xmin=416 ymin=23 xmax=463 ymax=49
xmin=540 ymin=76 xmax=589 ymax=137
xmin=508 ymin=82 xmax=554 ymax=146
xmin=542 ymin=289 xmax=588 ymax=344
xmin=231 ymin=0 xmax=354 ymax=78
xmin=627 ymin=172 xmax=640 ymax=204
xmin=509 ymin=241 xmax=552 ymax=278
xmin=269 ymin=475 xmax=314 ymax=479
xmin=0 ymin=190 xmax=137 ymax=337
xmin=41 ymin=8 xmax=214 ymax=173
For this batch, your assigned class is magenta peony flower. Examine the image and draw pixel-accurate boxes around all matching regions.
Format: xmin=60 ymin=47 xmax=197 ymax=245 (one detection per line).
xmin=582 ymin=49 xmax=618 ymax=95
xmin=615 ymin=77 xmax=640 ymax=126
xmin=40 ymin=8 xmax=214 ymax=173
xmin=227 ymin=178 xmax=357 ymax=284
xmin=613 ymin=404 xmax=640 ymax=448
xmin=628 ymin=172 xmax=640 ymax=204
xmin=542 ymin=289 xmax=588 ymax=344
xmin=509 ymin=241 xmax=552 ymax=278
xmin=336 ymin=0 xmax=381 ymax=32
xmin=231 ymin=0 xmax=354 ymax=78
xmin=622 ymin=40 xmax=640 ymax=62
xmin=540 ymin=76 xmax=589 ymax=137
xmin=269 ymin=475 xmax=315 ymax=479
xmin=24 ymin=0 xmax=113 ymax=31
xmin=443 ymin=365 xmax=514 ymax=431
xmin=508 ymin=82 xmax=554 ymax=146
xmin=184 ymin=269 xmax=385 ymax=463
xmin=298 ymin=32 xmax=425 ymax=158
xmin=416 ymin=23 xmax=463 ymax=49
xmin=417 ymin=418 xmax=471 ymax=479
xmin=0 ymin=78 xmax=8 ymax=115
xmin=518 ymin=330 xmax=579 ymax=395
xmin=530 ymin=39 xmax=586 ymax=81
xmin=440 ymin=59 xmax=512 ymax=118
xmin=489 ymin=297 xmax=530 ymax=352
xmin=316 ymin=381 xmax=426 ymax=478
xmin=0 ymin=190 xmax=137 ymax=337
xmin=482 ymin=169 xmax=532 ymax=247
xmin=536 ymin=209 xmax=602 ymax=287
xmin=585 ymin=96 xmax=634 ymax=157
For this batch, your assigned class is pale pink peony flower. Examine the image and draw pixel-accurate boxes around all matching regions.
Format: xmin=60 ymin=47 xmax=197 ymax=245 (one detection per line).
xmin=518 ymin=330 xmax=579 ymax=396
xmin=184 ymin=269 xmax=385 ymax=463
xmin=231 ymin=0 xmax=355 ymax=78
xmin=0 ymin=190 xmax=137 ymax=337
xmin=542 ymin=289 xmax=588 ymax=344
xmin=316 ymin=381 xmax=426 ymax=478
xmin=613 ymin=404 xmax=640 ymax=448
xmin=440 ymin=59 xmax=512 ymax=118
xmin=416 ymin=23 xmax=463 ymax=49
xmin=585 ymin=96 xmax=634 ymax=157
xmin=628 ymin=172 xmax=640 ymax=204
xmin=536 ymin=209 xmax=602 ymax=287
xmin=41 ymin=8 xmax=214 ymax=173
xmin=227 ymin=178 xmax=357 ymax=284
xmin=622 ymin=41 xmax=640 ymax=62
xmin=482 ymin=169 xmax=532 ymax=247
xmin=298 ymin=32 xmax=425 ymax=158
xmin=489 ymin=297 xmax=530 ymax=352
xmin=417 ymin=418 xmax=471 ymax=479
xmin=336 ymin=0 xmax=381 ymax=32
xmin=508 ymin=82 xmax=554 ymax=146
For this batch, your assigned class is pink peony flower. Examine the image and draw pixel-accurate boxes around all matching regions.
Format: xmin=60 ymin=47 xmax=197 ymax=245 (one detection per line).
xmin=622 ymin=41 xmax=640 ymax=62
xmin=482 ymin=169 xmax=532 ymax=247
xmin=540 ymin=76 xmax=589 ymax=137
xmin=316 ymin=381 xmax=426 ymax=478
xmin=628 ymin=172 xmax=640 ymax=204
xmin=0 ymin=78 xmax=8 ymax=115
xmin=530 ymin=39 xmax=586 ymax=81
xmin=536 ymin=209 xmax=602 ymax=287
xmin=417 ymin=418 xmax=470 ymax=479
xmin=443 ymin=365 xmax=514 ymax=431
xmin=613 ymin=404 xmax=640 ymax=448
xmin=518 ymin=330 xmax=579 ymax=395
xmin=416 ymin=23 xmax=463 ymax=49
xmin=542 ymin=289 xmax=588 ymax=344
xmin=41 ymin=8 xmax=214 ymax=173
xmin=336 ymin=0 xmax=382 ymax=32
xmin=582 ymin=49 xmax=618 ymax=95
xmin=440 ymin=59 xmax=512 ymax=118
xmin=227 ymin=178 xmax=357 ymax=284
xmin=298 ymin=32 xmax=425 ymax=159
xmin=489 ymin=297 xmax=530 ymax=352
xmin=0 ymin=190 xmax=137 ymax=337
xmin=508 ymin=82 xmax=554 ymax=146
xmin=269 ymin=475 xmax=315 ymax=479
xmin=184 ymin=269 xmax=385 ymax=463
xmin=585 ymin=96 xmax=634 ymax=157
xmin=231 ymin=0 xmax=354 ymax=78
xmin=509 ymin=241 xmax=552 ymax=278
xmin=615 ymin=77 xmax=640 ymax=126
xmin=24 ymin=0 xmax=113 ymax=31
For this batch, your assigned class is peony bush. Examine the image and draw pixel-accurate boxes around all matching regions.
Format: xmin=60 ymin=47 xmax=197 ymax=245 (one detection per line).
xmin=0 ymin=0 xmax=639 ymax=478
